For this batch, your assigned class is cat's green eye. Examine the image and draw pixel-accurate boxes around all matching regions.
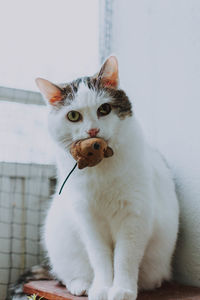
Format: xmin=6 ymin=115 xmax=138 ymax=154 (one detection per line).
xmin=67 ymin=111 xmax=82 ymax=122
xmin=97 ymin=103 xmax=111 ymax=117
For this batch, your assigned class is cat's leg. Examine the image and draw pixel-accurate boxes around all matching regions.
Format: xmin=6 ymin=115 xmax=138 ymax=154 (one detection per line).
xmin=76 ymin=210 xmax=113 ymax=300
xmin=138 ymin=230 xmax=175 ymax=290
xmin=108 ymin=214 xmax=150 ymax=300
xmin=44 ymin=208 xmax=93 ymax=296
xmin=51 ymin=231 xmax=93 ymax=295
xmin=62 ymin=234 xmax=93 ymax=296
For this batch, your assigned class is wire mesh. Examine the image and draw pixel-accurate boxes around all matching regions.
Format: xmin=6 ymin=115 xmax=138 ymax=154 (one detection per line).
xmin=0 ymin=87 xmax=56 ymax=299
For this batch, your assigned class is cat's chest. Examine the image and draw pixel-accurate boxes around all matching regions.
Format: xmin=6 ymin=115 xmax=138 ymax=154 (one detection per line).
xmin=69 ymin=166 xmax=133 ymax=215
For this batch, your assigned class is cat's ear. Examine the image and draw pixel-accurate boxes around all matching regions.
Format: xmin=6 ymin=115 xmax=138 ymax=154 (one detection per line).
xmin=35 ymin=78 xmax=63 ymax=105
xmin=97 ymin=56 xmax=119 ymax=89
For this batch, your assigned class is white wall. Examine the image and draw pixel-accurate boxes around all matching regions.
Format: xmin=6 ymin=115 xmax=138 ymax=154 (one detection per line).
xmin=110 ymin=0 xmax=200 ymax=286
xmin=0 ymin=0 xmax=99 ymax=91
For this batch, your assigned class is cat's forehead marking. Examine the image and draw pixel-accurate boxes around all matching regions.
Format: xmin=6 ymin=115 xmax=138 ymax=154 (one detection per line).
xmin=58 ymin=77 xmax=94 ymax=107
xmin=70 ymin=78 xmax=82 ymax=93
xmin=106 ymin=88 xmax=132 ymax=119
xmin=73 ymin=82 xmax=108 ymax=109
xmin=58 ymin=76 xmax=132 ymax=119
xmin=70 ymin=76 xmax=95 ymax=93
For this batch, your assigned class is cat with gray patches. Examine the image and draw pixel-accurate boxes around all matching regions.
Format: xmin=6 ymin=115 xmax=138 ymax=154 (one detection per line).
xmin=10 ymin=56 xmax=179 ymax=300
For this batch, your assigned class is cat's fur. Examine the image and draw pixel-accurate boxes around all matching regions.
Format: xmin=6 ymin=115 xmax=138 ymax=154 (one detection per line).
xmin=7 ymin=263 xmax=51 ymax=300
xmin=34 ymin=56 xmax=179 ymax=300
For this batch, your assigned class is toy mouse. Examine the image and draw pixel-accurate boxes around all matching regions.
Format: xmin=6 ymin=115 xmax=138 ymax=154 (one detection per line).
xmin=70 ymin=137 xmax=114 ymax=169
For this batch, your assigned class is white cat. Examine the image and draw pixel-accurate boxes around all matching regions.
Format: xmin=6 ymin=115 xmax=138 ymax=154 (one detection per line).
xmin=36 ymin=56 xmax=179 ymax=300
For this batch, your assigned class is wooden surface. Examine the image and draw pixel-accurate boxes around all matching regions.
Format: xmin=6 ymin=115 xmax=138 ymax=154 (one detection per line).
xmin=23 ymin=281 xmax=85 ymax=300
xmin=24 ymin=280 xmax=200 ymax=300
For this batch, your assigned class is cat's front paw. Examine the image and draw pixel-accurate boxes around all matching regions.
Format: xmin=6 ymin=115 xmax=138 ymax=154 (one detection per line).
xmin=108 ymin=286 xmax=137 ymax=300
xmin=88 ymin=285 xmax=109 ymax=300
xmin=67 ymin=277 xmax=91 ymax=296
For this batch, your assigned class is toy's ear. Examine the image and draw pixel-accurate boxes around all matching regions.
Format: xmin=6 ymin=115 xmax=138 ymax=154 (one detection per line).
xmin=77 ymin=158 xmax=88 ymax=169
xmin=96 ymin=56 xmax=119 ymax=89
xmin=35 ymin=78 xmax=63 ymax=105
xmin=104 ymin=147 xmax=114 ymax=158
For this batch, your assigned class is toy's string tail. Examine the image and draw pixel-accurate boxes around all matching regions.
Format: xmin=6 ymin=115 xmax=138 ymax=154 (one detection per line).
xmin=59 ymin=163 xmax=77 ymax=195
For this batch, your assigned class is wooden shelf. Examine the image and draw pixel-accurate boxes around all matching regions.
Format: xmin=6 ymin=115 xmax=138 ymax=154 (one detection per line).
xmin=24 ymin=280 xmax=200 ymax=300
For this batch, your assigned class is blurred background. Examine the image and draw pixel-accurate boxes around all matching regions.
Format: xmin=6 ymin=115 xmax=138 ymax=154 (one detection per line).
xmin=0 ymin=0 xmax=200 ymax=299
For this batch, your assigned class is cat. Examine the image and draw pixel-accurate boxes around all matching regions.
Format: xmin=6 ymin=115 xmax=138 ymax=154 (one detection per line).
xmin=34 ymin=56 xmax=179 ymax=300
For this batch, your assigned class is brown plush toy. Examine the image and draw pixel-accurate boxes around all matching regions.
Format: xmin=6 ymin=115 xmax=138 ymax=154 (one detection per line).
xmin=70 ymin=138 xmax=114 ymax=169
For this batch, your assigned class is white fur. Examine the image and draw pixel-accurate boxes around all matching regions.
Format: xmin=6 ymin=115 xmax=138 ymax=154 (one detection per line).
xmin=43 ymin=83 xmax=179 ymax=300
xmin=172 ymin=162 xmax=200 ymax=287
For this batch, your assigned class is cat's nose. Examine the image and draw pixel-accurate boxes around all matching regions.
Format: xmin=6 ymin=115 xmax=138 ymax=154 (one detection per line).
xmin=87 ymin=128 xmax=100 ymax=137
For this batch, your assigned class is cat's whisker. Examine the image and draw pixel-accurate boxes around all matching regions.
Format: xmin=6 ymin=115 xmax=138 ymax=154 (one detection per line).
xmin=57 ymin=136 xmax=74 ymax=150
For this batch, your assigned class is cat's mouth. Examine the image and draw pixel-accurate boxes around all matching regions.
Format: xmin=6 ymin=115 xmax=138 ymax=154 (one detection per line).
xmin=66 ymin=136 xmax=111 ymax=152
xmin=74 ymin=136 xmax=110 ymax=144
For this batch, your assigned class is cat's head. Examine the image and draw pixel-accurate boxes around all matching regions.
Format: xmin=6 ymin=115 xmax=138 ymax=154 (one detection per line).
xmin=36 ymin=56 xmax=132 ymax=151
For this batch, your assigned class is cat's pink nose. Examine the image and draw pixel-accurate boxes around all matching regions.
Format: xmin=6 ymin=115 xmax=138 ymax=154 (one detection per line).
xmin=87 ymin=128 xmax=100 ymax=137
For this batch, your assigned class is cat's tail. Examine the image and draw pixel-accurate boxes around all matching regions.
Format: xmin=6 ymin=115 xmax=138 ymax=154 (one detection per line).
xmin=7 ymin=262 xmax=53 ymax=300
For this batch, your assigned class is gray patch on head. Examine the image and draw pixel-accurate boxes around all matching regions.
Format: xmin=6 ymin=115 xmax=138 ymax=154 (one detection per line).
xmin=83 ymin=76 xmax=98 ymax=90
xmin=62 ymin=76 xmax=96 ymax=95
xmin=104 ymin=88 xmax=132 ymax=119
xmin=79 ymin=76 xmax=132 ymax=119
xmin=51 ymin=75 xmax=132 ymax=120
xmin=70 ymin=78 xmax=82 ymax=93
xmin=58 ymin=84 xmax=74 ymax=106
xmin=54 ymin=77 xmax=95 ymax=109
xmin=72 ymin=76 xmax=98 ymax=91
